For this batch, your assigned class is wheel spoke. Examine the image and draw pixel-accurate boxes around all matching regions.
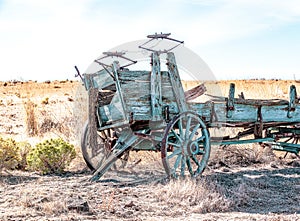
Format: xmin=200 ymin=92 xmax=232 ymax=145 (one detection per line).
xmin=197 ymin=148 xmax=205 ymax=155
xmin=284 ymin=137 xmax=293 ymax=143
xmin=180 ymin=156 xmax=186 ymax=177
xmin=189 ymin=123 xmax=200 ymax=140
xmin=167 ymin=141 xmax=182 ymax=148
xmin=107 ymin=129 xmax=112 ymax=138
xmin=185 ymin=116 xmax=192 ymax=140
xmin=186 ymin=157 xmax=193 ymax=176
xmin=171 ymin=129 xmax=183 ymax=142
xmin=167 ymin=148 xmax=181 ymax=159
xmin=173 ymin=154 xmax=182 ymax=172
xmin=178 ymin=119 xmax=184 ymax=138
xmin=195 ymin=135 xmax=205 ymax=143
xmin=191 ymin=155 xmax=201 ymax=167
xmin=292 ymin=138 xmax=298 ymax=144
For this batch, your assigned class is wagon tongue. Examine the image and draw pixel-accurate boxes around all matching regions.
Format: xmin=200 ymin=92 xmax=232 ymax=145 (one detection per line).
xmin=90 ymin=130 xmax=141 ymax=182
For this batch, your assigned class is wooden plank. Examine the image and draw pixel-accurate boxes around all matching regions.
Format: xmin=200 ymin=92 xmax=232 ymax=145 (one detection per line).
xmin=213 ymin=103 xmax=258 ymax=122
xmin=167 ymin=52 xmax=187 ymax=112
xmin=262 ymin=105 xmax=300 ymax=122
xmin=226 ymin=83 xmax=235 ymax=118
xmin=150 ymin=52 xmax=162 ymax=121
xmin=188 ymin=102 xmax=212 ymax=122
xmin=112 ymin=62 xmax=127 ymax=121
xmin=98 ymin=91 xmax=115 ymax=106
xmin=119 ymin=71 xmax=150 ymax=81
xmin=88 ymin=88 xmax=99 ymax=149
xmin=208 ymin=103 xmax=300 ymax=123
xmin=184 ymin=83 xmax=206 ymax=101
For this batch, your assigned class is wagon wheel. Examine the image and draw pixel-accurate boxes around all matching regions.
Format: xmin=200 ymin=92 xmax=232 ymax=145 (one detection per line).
xmin=265 ymin=126 xmax=300 ymax=159
xmin=81 ymin=121 xmax=129 ymax=171
xmin=161 ymin=111 xmax=211 ymax=178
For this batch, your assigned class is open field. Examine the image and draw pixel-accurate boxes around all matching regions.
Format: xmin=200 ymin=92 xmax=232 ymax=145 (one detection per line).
xmin=0 ymin=79 xmax=300 ymax=220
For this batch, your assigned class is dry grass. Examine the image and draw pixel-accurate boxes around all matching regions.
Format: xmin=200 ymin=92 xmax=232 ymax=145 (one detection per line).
xmin=1 ymin=79 xmax=300 ymax=220
xmin=154 ymin=178 xmax=232 ymax=214
xmin=209 ymin=144 xmax=276 ymax=169
xmin=24 ymin=99 xmax=38 ymax=136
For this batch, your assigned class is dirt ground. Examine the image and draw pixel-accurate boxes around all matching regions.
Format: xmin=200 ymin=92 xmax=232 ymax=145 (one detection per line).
xmin=1 ymin=159 xmax=299 ymax=221
xmin=0 ymin=80 xmax=299 ymax=220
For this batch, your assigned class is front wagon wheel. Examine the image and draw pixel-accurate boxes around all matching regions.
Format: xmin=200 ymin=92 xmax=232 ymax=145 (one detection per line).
xmin=81 ymin=121 xmax=129 ymax=171
xmin=161 ymin=111 xmax=210 ymax=178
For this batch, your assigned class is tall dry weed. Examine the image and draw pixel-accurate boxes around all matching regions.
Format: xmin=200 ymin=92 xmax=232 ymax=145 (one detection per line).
xmin=24 ymin=99 xmax=38 ymax=136
xmin=72 ymin=83 xmax=88 ymax=144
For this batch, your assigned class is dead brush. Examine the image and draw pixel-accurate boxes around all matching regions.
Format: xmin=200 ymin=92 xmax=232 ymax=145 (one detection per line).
xmin=24 ymin=99 xmax=38 ymax=136
xmin=154 ymin=178 xmax=232 ymax=213
xmin=36 ymin=101 xmax=76 ymax=142
xmin=209 ymin=144 xmax=276 ymax=168
xmin=99 ymin=190 xmax=116 ymax=212
xmin=40 ymin=200 xmax=67 ymax=215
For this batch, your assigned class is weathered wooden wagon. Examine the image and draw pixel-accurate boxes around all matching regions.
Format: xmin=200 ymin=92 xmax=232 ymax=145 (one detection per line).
xmin=77 ymin=33 xmax=300 ymax=181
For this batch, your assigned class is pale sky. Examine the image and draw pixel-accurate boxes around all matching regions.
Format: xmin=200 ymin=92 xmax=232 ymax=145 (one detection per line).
xmin=1 ymin=0 xmax=300 ymax=81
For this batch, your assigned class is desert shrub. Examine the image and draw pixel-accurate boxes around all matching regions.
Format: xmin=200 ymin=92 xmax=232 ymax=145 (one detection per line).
xmin=27 ymin=138 xmax=76 ymax=174
xmin=41 ymin=97 xmax=49 ymax=105
xmin=0 ymin=137 xmax=20 ymax=171
xmin=16 ymin=141 xmax=32 ymax=170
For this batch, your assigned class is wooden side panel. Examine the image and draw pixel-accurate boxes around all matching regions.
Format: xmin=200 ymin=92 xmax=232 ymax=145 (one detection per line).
xmin=118 ymin=70 xmax=181 ymax=121
xmin=188 ymin=102 xmax=213 ymax=122
xmin=212 ymin=103 xmax=258 ymax=123
xmin=262 ymin=105 xmax=300 ymax=122
xmin=208 ymin=103 xmax=300 ymax=123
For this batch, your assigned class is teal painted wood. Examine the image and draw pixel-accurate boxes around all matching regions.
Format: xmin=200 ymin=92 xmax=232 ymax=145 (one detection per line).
xmin=213 ymin=103 xmax=258 ymax=122
xmin=188 ymin=102 xmax=213 ymax=122
xmin=112 ymin=62 xmax=128 ymax=122
xmin=261 ymin=105 xmax=300 ymax=122
xmin=215 ymin=103 xmax=300 ymax=123
xmin=211 ymin=137 xmax=275 ymax=146
xmin=87 ymin=60 xmax=300 ymax=129
xmin=107 ymin=70 xmax=181 ymax=122
xmin=270 ymin=142 xmax=300 ymax=154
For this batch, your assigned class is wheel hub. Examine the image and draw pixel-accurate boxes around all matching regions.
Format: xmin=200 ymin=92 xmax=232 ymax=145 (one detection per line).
xmin=188 ymin=141 xmax=199 ymax=155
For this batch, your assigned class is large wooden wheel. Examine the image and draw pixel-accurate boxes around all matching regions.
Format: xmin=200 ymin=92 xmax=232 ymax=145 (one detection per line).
xmin=161 ymin=111 xmax=211 ymax=178
xmin=81 ymin=121 xmax=129 ymax=171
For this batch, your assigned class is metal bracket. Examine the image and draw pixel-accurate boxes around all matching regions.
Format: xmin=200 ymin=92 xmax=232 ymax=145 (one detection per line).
xmin=94 ymin=51 xmax=137 ymax=70
xmin=139 ymin=32 xmax=184 ymax=55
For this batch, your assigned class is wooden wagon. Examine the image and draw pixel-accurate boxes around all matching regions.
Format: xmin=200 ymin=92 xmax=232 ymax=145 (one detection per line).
xmin=76 ymin=34 xmax=300 ymax=181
